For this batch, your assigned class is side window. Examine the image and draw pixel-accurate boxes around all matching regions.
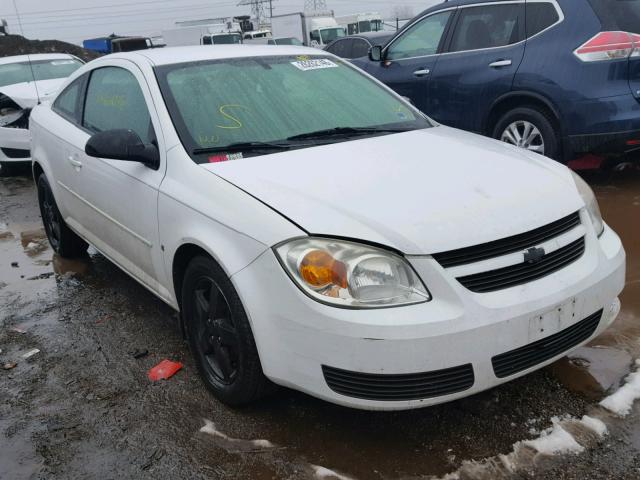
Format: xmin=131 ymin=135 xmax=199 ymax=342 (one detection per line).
xmin=52 ymin=75 xmax=85 ymax=123
xmin=202 ymin=36 xmax=213 ymax=45
xmin=387 ymin=11 xmax=452 ymax=60
xmin=351 ymin=39 xmax=371 ymax=58
xmin=449 ymin=5 xmax=522 ymax=53
xmin=328 ymin=39 xmax=349 ymax=58
xmin=310 ymin=30 xmax=321 ymax=44
xmin=83 ymin=67 xmax=154 ymax=144
xmin=526 ymin=2 xmax=560 ymax=37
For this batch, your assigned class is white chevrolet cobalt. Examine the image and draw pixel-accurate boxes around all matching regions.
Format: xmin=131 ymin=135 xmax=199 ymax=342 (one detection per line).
xmin=30 ymin=46 xmax=625 ymax=410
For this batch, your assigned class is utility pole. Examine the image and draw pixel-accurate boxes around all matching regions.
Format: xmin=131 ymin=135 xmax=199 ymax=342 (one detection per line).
xmin=237 ymin=0 xmax=276 ymax=26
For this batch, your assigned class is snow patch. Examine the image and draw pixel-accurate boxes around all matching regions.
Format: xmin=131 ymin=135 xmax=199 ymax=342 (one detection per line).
xmin=522 ymin=418 xmax=584 ymax=455
xmin=600 ymin=360 xmax=640 ymax=416
xmin=579 ymin=415 xmax=608 ymax=437
xmin=433 ymin=414 xmax=609 ymax=479
xmin=200 ymin=419 xmax=275 ymax=449
xmin=311 ymin=465 xmax=356 ymax=480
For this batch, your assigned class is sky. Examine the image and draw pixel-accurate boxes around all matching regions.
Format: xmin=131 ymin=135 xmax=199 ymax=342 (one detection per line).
xmin=0 ymin=0 xmax=438 ymax=45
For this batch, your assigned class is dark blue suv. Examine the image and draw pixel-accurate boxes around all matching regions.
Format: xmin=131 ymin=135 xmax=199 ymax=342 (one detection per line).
xmin=353 ymin=0 xmax=640 ymax=163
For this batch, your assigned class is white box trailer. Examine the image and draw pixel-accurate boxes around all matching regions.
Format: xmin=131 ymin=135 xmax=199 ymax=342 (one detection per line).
xmin=270 ymin=12 xmax=346 ymax=48
xmin=336 ymin=13 xmax=384 ymax=35
xmin=162 ymin=24 xmax=242 ymax=47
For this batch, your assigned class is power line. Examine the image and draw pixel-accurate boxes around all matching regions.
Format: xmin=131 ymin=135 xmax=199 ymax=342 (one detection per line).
xmin=236 ymin=0 xmax=277 ymax=25
xmin=304 ymin=0 xmax=327 ymax=11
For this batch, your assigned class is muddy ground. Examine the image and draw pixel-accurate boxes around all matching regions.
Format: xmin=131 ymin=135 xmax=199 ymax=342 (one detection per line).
xmin=1 ymin=166 xmax=639 ymax=480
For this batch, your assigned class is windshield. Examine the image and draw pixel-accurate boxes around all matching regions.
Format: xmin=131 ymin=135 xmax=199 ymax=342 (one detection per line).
xmin=276 ymin=37 xmax=303 ymax=46
xmin=155 ymin=55 xmax=430 ymax=162
xmin=320 ymin=28 xmax=346 ymax=44
xmin=113 ymin=38 xmax=149 ymax=52
xmin=212 ymin=34 xmax=242 ymax=45
xmin=0 ymin=59 xmax=83 ymax=88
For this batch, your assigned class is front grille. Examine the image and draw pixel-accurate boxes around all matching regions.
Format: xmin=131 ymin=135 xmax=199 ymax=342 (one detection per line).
xmin=457 ymin=237 xmax=585 ymax=293
xmin=432 ymin=212 xmax=581 ymax=268
xmin=492 ymin=310 xmax=603 ymax=379
xmin=322 ymin=364 xmax=474 ymax=401
xmin=1 ymin=147 xmax=30 ymax=159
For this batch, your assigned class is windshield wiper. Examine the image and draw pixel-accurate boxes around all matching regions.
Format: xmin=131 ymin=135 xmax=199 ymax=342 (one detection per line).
xmin=287 ymin=126 xmax=412 ymax=142
xmin=192 ymin=141 xmax=295 ymax=155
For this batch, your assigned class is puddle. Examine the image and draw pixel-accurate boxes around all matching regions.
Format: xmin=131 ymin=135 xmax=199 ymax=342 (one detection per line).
xmin=546 ymin=169 xmax=640 ymax=458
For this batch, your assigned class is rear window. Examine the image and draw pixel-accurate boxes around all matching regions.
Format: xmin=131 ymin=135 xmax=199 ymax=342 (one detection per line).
xmin=589 ymin=0 xmax=640 ymax=33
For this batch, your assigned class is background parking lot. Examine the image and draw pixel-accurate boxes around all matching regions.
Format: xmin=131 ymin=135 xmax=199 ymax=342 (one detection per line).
xmin=1 ymin=167 xmax=639 ymax=480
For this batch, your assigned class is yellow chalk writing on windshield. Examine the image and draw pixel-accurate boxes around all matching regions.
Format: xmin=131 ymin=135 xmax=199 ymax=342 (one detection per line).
xmin=217 ymin=105 xmax=249 ymax=130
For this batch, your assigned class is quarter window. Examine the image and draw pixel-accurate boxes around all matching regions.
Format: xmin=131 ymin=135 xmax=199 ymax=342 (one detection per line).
xmin=83 ymin=67 xmax=154 ymax=143
xmin=449 ymin=5 xmax=522 ymax=53
xmin=52 ymin=75 xmax=85 ymax=123
xmin=387 ymin=11 xmax=452 ymax=60
xmin=526 ymin=3 xmax=560 ymax=37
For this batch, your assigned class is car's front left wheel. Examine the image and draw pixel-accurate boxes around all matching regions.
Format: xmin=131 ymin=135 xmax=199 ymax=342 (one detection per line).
xmin=182 ymin=255 xmax=271 ymax=406
xmin=37 ymin=174 xmax=88 ymax=258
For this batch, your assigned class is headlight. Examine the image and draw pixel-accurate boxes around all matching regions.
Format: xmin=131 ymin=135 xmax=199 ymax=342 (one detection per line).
xmin=275 ymin=237 xmax=430 ymax=308
xmin=572 ymin=171 xmax=604 ymax=237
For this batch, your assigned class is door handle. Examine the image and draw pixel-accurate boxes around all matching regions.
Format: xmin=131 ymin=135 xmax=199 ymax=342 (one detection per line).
xmin=67 ymin=155 xmax=82 ymax=169
xmin=413 ymin=68 xmax=431 ymax=77
xmin=489 ymin=59 xmax=512 ymax=68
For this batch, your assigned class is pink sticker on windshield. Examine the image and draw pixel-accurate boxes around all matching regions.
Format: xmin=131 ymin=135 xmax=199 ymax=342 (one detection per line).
xmin=208 ymin=153 xmax=243 ymax=163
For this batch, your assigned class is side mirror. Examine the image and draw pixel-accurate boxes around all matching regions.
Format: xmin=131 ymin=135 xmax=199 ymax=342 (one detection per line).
xmin=369 ymin=45 xmax=383 ymax=62
xmin=85 ymin=129 xmax=159 ymax=169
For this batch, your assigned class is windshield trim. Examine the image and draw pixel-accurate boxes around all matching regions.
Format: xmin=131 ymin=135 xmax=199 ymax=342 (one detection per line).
xmin=153 ymin=55 xmax=432 ymax=163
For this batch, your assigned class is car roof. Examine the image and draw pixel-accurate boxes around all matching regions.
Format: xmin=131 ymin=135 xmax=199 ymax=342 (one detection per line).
xmin=0 ymin=53 xmax=76 ymax=66
xmin=121 ymin=45 xmax=324 ymax=66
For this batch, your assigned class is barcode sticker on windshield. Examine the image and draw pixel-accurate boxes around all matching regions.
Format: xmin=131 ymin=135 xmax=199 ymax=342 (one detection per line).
xmin=291 ymin=59 xmax=338 ymax=71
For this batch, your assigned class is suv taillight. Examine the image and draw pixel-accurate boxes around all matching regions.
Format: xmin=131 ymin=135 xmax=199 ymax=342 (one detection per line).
xmin=574 ymin=31 xmax=640 ymax=62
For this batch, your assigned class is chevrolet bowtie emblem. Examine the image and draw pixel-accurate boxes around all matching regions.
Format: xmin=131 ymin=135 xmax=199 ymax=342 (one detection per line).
xmin=524 ymin=247 xmax=546 ymax=264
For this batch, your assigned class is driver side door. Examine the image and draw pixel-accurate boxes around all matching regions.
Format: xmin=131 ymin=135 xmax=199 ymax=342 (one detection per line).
xmin=61 ymin=61 xmax=168 ymax=294
xmin=363 ymin=9 xmax=456 ymax=113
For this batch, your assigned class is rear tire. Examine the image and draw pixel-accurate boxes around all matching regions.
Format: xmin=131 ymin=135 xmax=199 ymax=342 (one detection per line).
xmin=493 ymin=107 xmax=560 ymax=160
xmin=182 ymin=255 xmax=271 ymax=406
xmin=37 ymin=174 xmax=88 ymax=258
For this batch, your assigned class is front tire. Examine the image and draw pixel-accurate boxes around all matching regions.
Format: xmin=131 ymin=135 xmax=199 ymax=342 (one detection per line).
xmin=493 ymin=107 xmax=560 ymax=160
xmin=182 ymin=255 xmax=270 ymax=406
xmin=37 ymin=174 xmax=88 ymax=258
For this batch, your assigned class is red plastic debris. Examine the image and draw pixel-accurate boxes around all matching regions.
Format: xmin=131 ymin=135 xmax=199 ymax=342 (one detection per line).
xmin=568 ymin=154 xmax=604 ymax=171
xmin=148 ymin=360 xmax=183 ymax=381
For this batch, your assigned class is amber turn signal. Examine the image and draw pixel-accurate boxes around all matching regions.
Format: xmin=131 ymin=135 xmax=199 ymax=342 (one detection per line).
xmin=299 ymin=250 xmax=348 ymax=289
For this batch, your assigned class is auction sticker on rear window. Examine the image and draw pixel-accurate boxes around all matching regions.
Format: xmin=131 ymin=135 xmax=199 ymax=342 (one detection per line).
xmin=291 ymin=59 xmax=338 ymax=71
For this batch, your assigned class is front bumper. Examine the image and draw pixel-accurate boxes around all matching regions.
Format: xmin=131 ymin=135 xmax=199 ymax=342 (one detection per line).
xmin=232 ymin=220 xmax=625 ymax=411
xmin=0 ymin=126 xmax=31 ymax=163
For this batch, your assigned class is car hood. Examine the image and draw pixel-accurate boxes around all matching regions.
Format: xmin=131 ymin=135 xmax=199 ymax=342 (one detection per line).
xmin=201 ymin=126 xmax=584 ymax=255
xmin=0 ymin=78 xmax=66 ymax=108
